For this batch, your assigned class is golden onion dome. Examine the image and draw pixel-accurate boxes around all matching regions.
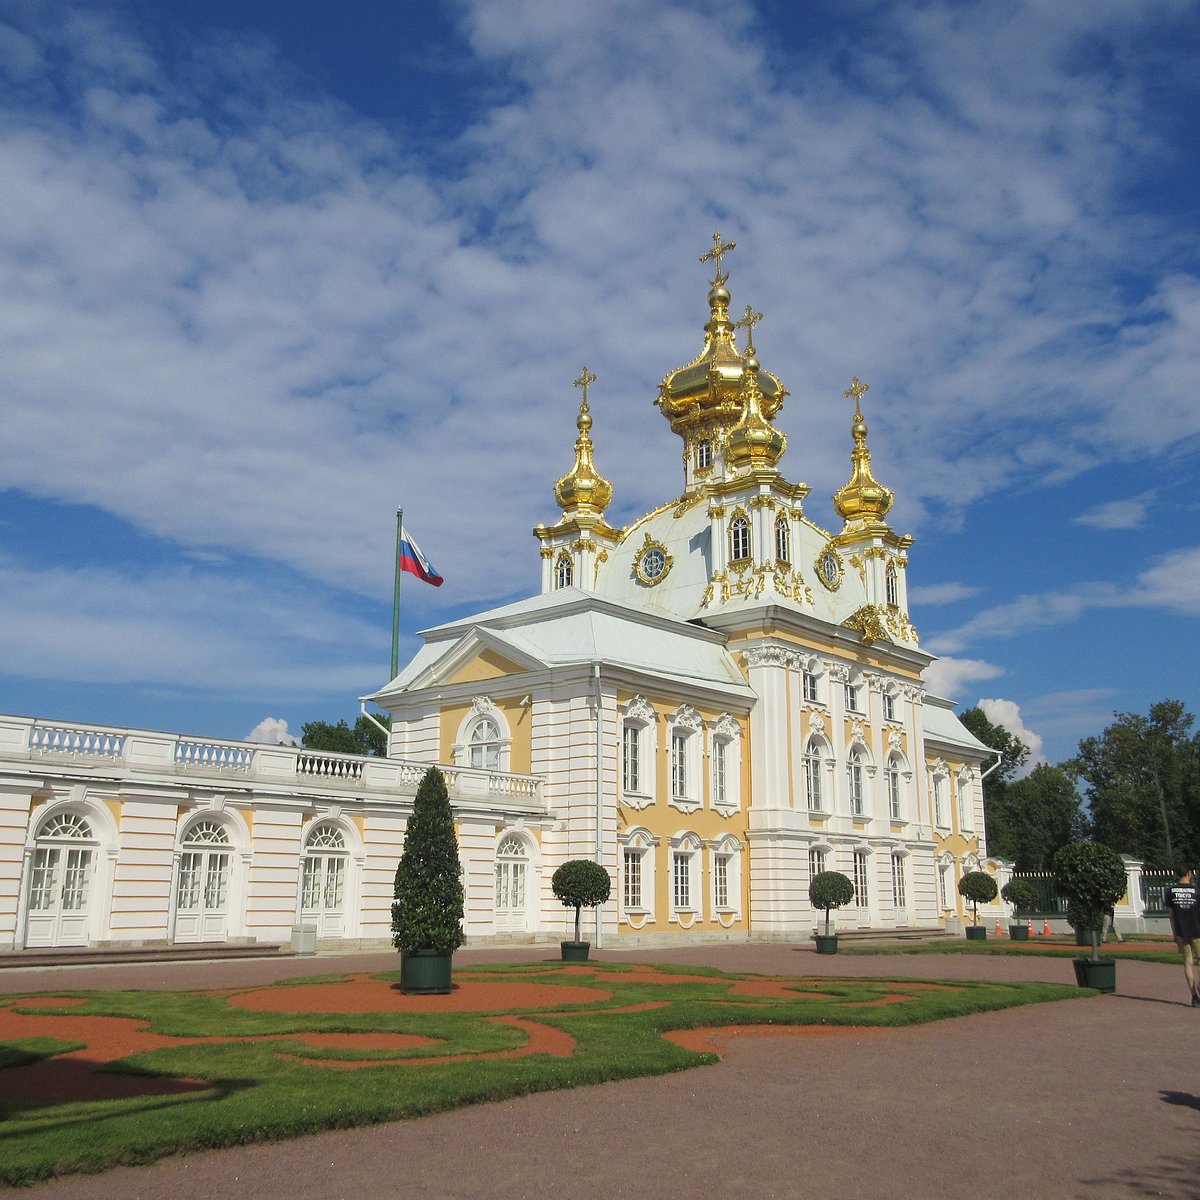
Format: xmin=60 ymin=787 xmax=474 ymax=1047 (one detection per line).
xmin=655 ymin=233 xmax=787 ymax=445
xmin=554 ymin=367 xmax=613 ymax=515
xmin=832 ymin=376 xmax=894 ymax=524
xmin=726 ymin=343 xmax=786 ymax=471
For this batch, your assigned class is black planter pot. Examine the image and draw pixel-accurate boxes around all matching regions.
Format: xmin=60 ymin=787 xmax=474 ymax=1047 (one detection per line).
xmin=814 ymin=934 xmax=839 ymax=955
xmin=1072 ymin=957 xmax=1116 ymax=993
xmin=1009 ymin=924 xmax=1029 ymax=941
xmin=399 ymin=949 xmax=454 ymax=995
xmin=965 ymin=925 xmax=988 ymax=941
xmin=560 ymin=940 xmax=591 ymax=962
xmin=1074 ymin=928 xmax=1101 ymax=947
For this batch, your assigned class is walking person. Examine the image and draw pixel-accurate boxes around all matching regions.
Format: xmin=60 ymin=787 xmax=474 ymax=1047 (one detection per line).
xmin=1166 ymin=863 xmax=1200 ymax=1006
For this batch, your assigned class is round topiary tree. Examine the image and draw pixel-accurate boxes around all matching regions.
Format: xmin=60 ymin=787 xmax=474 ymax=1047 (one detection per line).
xmin=809 ymin=870 xmax=855 ymax=938
xmin=958 ymin=870 xmax=998 ymax=927
xmin=391 ymin=767 xmax=464 ymax=992
xmin=551 ymin=859 xmax=612 ymax=947
xmin=1054 ymin=841 xmax=1127 ymax=963
xmin=1001 ymin=877 xmax=1041 ymax=921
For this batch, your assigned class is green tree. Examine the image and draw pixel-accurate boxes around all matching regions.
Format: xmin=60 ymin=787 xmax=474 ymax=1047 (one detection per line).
xmin=391 ymin=767 xmax=464 ymax=956
xmin=301 ymin=712 xmax=390 ymax=757
xmin=1001 ymin=764 xmax=1088 ymax=870
xmin=551 ymin=860 xmax=612 ymax=945
xmin=958 ymin=706 xmax=1030 ymax=863
xmin=1072 ymin=700 xmax=1200 ymax=869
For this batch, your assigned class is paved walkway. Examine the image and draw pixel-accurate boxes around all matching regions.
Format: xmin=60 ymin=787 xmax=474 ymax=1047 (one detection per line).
xmin=3 ymin=944 xmax=1197 ymax=1200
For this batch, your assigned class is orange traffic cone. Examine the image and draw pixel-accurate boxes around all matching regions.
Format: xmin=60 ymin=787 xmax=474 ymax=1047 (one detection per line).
xmin=1027 ymin=919 xmax=1034 ymax=937
xmin=1042 ymin=918 xmax=1051 ymax=937
xmin=995 ymin=919 xmax=1003 ymax=936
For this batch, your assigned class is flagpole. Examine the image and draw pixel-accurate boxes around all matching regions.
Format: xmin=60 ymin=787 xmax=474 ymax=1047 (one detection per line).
xmin=390 ymin=507 xmax=403 ymax=680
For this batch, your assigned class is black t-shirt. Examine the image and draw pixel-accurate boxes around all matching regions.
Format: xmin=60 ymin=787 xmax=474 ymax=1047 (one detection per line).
xmin=1166 ymin=882 xmax=1200 ymax=940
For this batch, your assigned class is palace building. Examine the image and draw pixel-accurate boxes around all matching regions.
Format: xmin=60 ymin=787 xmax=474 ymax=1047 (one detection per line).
xmin=0 ymin=237 xmax=992 ymax=953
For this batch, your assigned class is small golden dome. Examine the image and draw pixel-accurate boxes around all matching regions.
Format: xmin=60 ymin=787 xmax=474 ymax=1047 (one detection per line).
xmin=727 ymin=344 xmax=786 ymax=471
xmin=554 ymin=367 xmax=613 ymax=515
xmin=832 ymin=376 xmax=894 ymax=524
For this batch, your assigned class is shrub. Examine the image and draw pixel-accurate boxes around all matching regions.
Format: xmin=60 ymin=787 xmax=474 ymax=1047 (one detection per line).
xmin=1054 ymin=842 xmax=1126 ymax=961
xmin=957 ymin=870 xmax=998 ymax=926
xmin=809 ymin=870 xmax=855 ymax=937
xmin=551 ymin=859 xmax=612 ymax=944
xmin=391 ymin=767 xmax=465 ymax=956
xmin=1000 ymin=878 xmax=1041 ymax=918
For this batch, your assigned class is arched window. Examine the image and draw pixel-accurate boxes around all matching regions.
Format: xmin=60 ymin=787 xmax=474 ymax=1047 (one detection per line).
xmin=853 ymin=848 xmax=870 ymax=909
xmin=620 ymin=698 xmax=657 ymax=806
xmin=301 ymin=822 xmax=349 ymax=936
xmin=26 ymin=811 xmax=97 ymax=948
xmin=886 ymin=563 xmax=898 ymax=607
xmin=175 ymin=818 xmax=234 ymax=944
xmin=804 ymin=737 xmax=826 ymax=811
xmin=555 ymin=552 xmax=573 ymax=589
xmin=696 ymin=438 xmax=713 ymax=470
xmin=494 ymin=833 xmax=531 ymax=932
xmin=468 ymin=717 xmax=502 ymax=770
xmin=886 ymin=753 xmax=904 ymax=820
xmin=847 ymin=747 xmax=866 ymax=816
xmin=729 ymin=513 xmax=751 ymax=562
xmin=774 ymin=515 xmax=790 ymax=563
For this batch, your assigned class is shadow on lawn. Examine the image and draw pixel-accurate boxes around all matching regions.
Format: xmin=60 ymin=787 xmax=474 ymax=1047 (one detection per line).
xmin=0 ymin=1052 xmax=219 ymax=1112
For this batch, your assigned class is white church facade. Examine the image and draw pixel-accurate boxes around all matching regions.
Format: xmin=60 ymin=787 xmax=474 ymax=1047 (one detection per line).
xmin=0 ymin=238 xmax=994 ymax=953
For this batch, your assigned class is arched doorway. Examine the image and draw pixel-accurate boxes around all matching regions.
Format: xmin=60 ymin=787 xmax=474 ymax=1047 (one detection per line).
xmin=300 ymin=822 xmax=349 ymax=939
xmin=173 ymin=818 xmax=233 ymax=943
xmin=25 ymin=811 xmax=97 ymax=948
xmin=494 ymin=833 xmax=531 ymax=934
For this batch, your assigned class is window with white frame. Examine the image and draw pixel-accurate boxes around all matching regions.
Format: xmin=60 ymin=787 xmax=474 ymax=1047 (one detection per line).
xmin=729 ymin=513 xmax=751 ymax=562
xmin=886 ymin=563 xmax=898 ymax=607
xmin=667 ymin=706 xmax=702 ymax=810
xmin=882 ymin=689 xmax=897 ymax=723
xmin=467 ymin=717 xmax=503 ymax=770
xmin=804 ymin=736 xmax=826 ymax=811
xmin=555 ymin=552 xmax=573 ymax=589
xmin=844 ymin=680 xmax=862 ymax=713
xmin=670 ymin=840 xmax=701 ymax=918
xmin=802 ymin=669 xmax=819 ymax=703
xmin=847 ymin=746 xmax=867 ymax=817
xmin=774 ymin=515 xmax=790 ymax=563
xmin=696 ymin=438 xmax=713 ymax=470
xmin=853 ymin=849 xmax=869 ymax=909
xmin=809 ymin=846 xmax=827 ymax=878
xmin=710 ymin=836 xmax=742 ymax=916
xmin=886 ymin=753 xmax=903 ymax=820
xmin=710 ymin=715 xmax=741 ymax=813
xmin=620 ymin=698 xmax=656 ymax=804
xmin=958 ymin=775 xmax=972 ymax=830
xmin=938 ymin=862 xmax=950 ymax=909
xmin=619 ymin=829 xmax=655 ymax=921
xmin=933 ymin=771 xmax=948 ymax=826
xmin=713 ymin=852 xmax=730 ymax=909
xmin=892 ymin=853 xmax=907 ymax=911
xmin=622 ymin=722 xmax=642 ymax=793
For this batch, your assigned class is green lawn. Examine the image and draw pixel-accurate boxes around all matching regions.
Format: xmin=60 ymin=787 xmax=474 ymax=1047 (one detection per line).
xmin=0 ymin=961 xmax=1083 ymax=1186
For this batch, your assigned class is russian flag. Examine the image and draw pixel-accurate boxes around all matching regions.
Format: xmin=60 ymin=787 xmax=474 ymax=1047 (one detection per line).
xmin=398 ymin=528 xmax=444 ymax=587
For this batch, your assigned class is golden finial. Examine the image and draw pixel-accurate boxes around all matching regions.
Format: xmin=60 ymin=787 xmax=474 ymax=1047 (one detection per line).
xmin=700 ymin=231 xmax=737 ymax=285
xmin=573 ymin=365 xmax=597 ymax=407
xmin=843 ymin=376 xmax=869 ymax=421
xmin=733 ymin=304 xmax=763 ymax=352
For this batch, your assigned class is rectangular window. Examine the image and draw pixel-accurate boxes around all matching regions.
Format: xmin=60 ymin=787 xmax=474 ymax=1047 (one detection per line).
xmin=882 ymin=692 xmax=896 ymax=722
xmin=177 ymin=852 xmax=202 ymax=911
xmin=714 ymin=854 xmax=730 ymax=910
xmin=29 ymin=848 xmax=56 ymax=912
xmin=808 ymin=847 xmax=826 ymax=878
xmin=848 ymin=761 xmax=864 ymax=816
xmin=712 ymin=739 xmax=727 ymax=807
xmin=671 ymin=732 xmax=687 ymax=797
xmin=958 ymin=780 xmax=971 ymax=830
xmin=302 ymin=858 xmax=323 ymax=909
xmin=892 ymin=854 xmax=906 ymax=910
xmin=60 ymin=849 xmax=90 ymax=911
xmin=802 ymin=671 xmax=818 ymax=703
xmin=853 ymin=851 xmax=869 ymax=909
xmin=938 ymin=866 xmax=949 ymax=909
xmin=622 ymin=724 xmax=641 ymax=793
xmin=623 ymin=849 xmax=642 ymax=910
xmin=673 ymin=852 xmax=692 ymax=910
xmin=804 ymin=747 xmax=823 ymax=811
xmin=845 ymin=683 xmax=860 ymax=713
xmin=887 ymin=767 xmax=901 ymax=820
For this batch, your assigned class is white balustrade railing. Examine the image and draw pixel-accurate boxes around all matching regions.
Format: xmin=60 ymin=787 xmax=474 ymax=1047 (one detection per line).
xmin=174 ymin=739 xmax=255 ymax=772
xmin=30 ymin=724 xmax=126 ymax=759
xmin=297 ymin=752 xmax=364 ymax=782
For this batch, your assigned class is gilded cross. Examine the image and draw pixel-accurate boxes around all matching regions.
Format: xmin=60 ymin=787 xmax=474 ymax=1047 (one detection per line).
xmin=843 ymin=375 xmax=869 ymax=418
xmin=573 ymin=366 xmax=597 ymax=406
xmin=699 ymin=231 xmax=737 ymax=283
xmin=733 ymin=304 xmax=763 ymax=350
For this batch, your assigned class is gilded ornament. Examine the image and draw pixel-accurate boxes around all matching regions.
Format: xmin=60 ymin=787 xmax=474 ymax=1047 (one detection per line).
xmin=815 ymin=543 xmax=844 ymax=591
xmin=633 ymin=532 xmax=673 ymax=587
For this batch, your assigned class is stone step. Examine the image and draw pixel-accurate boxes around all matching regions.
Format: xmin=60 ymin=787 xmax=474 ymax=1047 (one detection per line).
xmin=0 ymin=942 xmax=288 ymax=970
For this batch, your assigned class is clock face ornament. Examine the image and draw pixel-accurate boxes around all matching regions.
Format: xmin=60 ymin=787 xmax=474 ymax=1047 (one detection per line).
xmin=634 ymin=535 xmax=673 ymax=586
xmin=816 ymin=546 xmax=843 ymax=590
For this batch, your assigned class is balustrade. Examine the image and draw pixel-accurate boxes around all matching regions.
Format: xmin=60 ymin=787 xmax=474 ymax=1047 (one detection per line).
xmin=174 ymin=740 xmax=255 ymax=772
xmin=30 ymin=724 xmax=125 ymax=759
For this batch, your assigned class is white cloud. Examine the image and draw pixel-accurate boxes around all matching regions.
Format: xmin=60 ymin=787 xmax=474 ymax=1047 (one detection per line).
xmin=245 ymin=717 xmax=294 ymax=744
xmin=977 ymin=697 xmax=1046 ymax=774
xmin=922 ymin=656 xmax=1004 ymax=701
xmin=909 ymin=582 xmax=983 ymax=606
xmin=1075 ymin=491 xmax=1156 ymax=529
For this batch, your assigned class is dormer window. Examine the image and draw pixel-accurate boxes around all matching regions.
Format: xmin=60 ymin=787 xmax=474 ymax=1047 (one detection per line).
xmin=774 ymin=515 xmax=790 ymax=563
xmin=555 ymin=552 xmax=573 ymax=589
xmin=730 ymin=514 xmax=751 ymax=562
xmin=696 ymin=438 xmax=713 ymax=470
xmin=886 ymin=563 xmax=898 ymax=607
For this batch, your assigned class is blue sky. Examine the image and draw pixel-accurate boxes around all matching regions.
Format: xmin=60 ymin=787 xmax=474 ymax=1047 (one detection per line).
xmin=1 ymin=0 xmax=1197 ymax=767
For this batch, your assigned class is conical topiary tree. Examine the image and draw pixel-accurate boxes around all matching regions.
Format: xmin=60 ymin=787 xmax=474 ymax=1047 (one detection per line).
xmin=391 ymin=767 xmax=465 ymax=957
